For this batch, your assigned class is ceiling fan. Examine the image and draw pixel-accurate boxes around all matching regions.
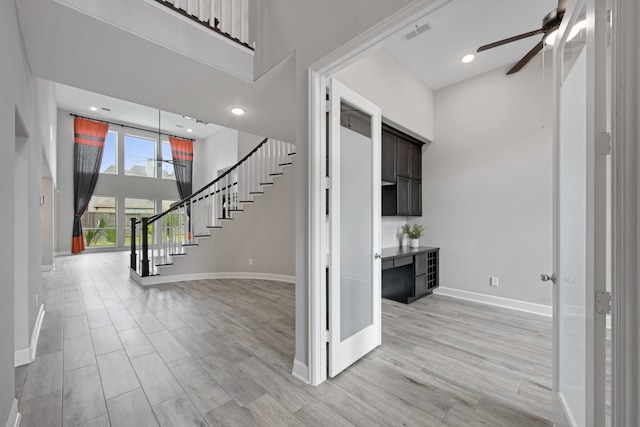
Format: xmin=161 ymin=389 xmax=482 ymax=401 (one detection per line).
xmin=477 ymin=0 xmax=568 ymax=75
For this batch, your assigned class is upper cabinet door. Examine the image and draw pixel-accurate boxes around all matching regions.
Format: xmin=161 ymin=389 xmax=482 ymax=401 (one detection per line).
xmin=396 ymin=138 xmax=411 ymax=177
xmin=410 ymin=143 xmax=422 ymax=180
xmin=381 ymin=132 xmax=396 ymax=183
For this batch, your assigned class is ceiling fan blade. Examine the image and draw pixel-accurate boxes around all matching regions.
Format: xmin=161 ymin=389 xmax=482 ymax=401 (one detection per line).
xmin=557 ymin=0 xmax=569 ymax=13
xmin=477 ymin=28 xmax=545 ymax=52
xmin=506 ymin=40 xmax=545 ymax=75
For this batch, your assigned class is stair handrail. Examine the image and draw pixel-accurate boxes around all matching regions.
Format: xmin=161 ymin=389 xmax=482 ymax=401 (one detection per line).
xmin=145 ymin=137 xmax=269 ymax=225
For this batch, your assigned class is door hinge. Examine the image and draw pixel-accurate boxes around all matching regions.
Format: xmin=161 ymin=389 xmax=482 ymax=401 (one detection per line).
xmin=325 ymin=176 xmax=331 ymax=189
xmin=325 ymin=100 xmax=331 ymax=113
xmin=325 ymin=330 xmax=330 ymax=343
xmin=326 ymin=253 xmax=331 ymax=267
xmin=595 ymin=290 xmax=612 ymax=315
xmin=597 ymin=132 xmax=611 ymax=155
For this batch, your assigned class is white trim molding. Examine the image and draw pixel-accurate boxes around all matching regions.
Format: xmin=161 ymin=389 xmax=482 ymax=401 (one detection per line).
xmin=434 ymin=287 xmax=552 ymax=317
xmin=130 ymin=269 xmax=295 ymax=287
xmin=42 ymin=264 xmax=55 ymax=272
xmin=291 ymin=358 xmax=309 ymax=384
xmin=14 ymin=305 xmax=45 ymax=367
xmin=5 ymin=398 xmax=20 ymax=427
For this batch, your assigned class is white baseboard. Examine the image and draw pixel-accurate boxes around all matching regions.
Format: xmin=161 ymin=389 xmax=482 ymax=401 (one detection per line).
xmin=434 ymin=287 xmax=552 ymax=317
xmin=130 ymin=268 xmax=295 ymax=287
xmin=291 ymin=358 xmax=309 ymax=384
xmin=42 ymin=264 xmax=55 ymax=272
xmin=5 ymin=399 xmax=19 ymax=427
xmin=15 ymin=304 xmax=45 ymax=367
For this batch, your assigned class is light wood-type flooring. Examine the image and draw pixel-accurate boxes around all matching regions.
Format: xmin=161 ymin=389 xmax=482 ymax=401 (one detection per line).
xmin=16 ymin=251 xmax=553 ymax=426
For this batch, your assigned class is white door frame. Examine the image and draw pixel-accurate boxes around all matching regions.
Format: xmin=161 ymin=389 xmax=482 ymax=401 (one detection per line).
xmin=611 ymin=0 xmax=639 ymax=424
xmin=551 ymin=0 xmax=608 ymax=424
xmin=306 ymin=0 xmax=448 ymax=386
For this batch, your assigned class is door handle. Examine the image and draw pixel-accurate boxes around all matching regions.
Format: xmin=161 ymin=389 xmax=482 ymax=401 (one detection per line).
xmin=374 ymin=253 xmax=382 ymax=260
xmin=540 ymin=273 xmax=556 ymax=284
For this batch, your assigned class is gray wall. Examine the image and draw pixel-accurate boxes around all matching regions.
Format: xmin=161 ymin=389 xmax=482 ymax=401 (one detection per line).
xmin=334 ymin=49 xmax=435 ymax=249
xmin=55 ymin=111 xmax=181 ymax=253
xmin=164 ymin=165 xmax=295 ymax=277
xmin=0 ymin=0 xmax=57 ymax=423
xmin=423 ymin=54 xmax=554 ymax=306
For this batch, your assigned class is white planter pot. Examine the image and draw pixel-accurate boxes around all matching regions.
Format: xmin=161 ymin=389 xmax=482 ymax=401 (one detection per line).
xmin=410 ymin=238 xmax=420 ymax=248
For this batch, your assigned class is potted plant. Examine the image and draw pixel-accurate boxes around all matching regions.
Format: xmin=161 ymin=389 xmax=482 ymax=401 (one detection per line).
xmin=402 ymin=224 xmax=425 ymax=248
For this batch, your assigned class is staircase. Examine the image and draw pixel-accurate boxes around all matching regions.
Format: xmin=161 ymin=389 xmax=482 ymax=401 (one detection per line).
xmin=129 ymin=137 xmax=295 ymax=283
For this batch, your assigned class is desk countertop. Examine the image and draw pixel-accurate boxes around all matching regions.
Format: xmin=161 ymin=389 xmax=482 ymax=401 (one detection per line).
xmin=380 ymin=246 xmax=439 ymax=260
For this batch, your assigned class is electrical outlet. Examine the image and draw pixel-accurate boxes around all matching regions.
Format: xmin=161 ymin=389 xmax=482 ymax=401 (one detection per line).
xmin=249 ymin=258 xmax=253 ymax=266
xmin=490 ymin=276 xmax=499 ymax=287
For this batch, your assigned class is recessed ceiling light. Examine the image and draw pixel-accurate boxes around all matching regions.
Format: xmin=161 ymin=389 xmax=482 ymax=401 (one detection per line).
xmin=231 ymin=107 xmax=246 ymax=116
xmin=187 ymin=128 xmax=193 ymax=133
xmin=90 ymin=106 xmax=97 ymax=111
xmin=461 ymin=54 xmax=475 ymax=64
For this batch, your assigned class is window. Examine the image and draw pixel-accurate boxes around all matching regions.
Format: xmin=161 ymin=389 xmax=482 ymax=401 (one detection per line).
xmin=161 ymin=141 xmax=175 ymax=180
xmin=100 ymin=131 xmax=117 ymax=174
xmin=82 ymin=196 xmax=117 ymax=247
xmin=124 ymin=198 xmax=155 ymax=245
xmin=124 ymin=135 xmax=156 ymax=178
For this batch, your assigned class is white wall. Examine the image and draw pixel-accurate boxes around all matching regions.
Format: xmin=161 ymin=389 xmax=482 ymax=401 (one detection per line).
xmin=237 ymin=130 xmax=265 ymax=159
xmin=55 ymin=111 xmax=181 ymax=253
xmin=335 ymin=49 xmax=434 ymax=141
xmin=163 ymin=165 xmax=295 ymax=278
xmin=0 ymin=0 xmax=57 ymax=423
xmin=334 ymin=48 xmax=435 ymax=249
xmin=193 ymin=128 xmax=238 ymax=190
xmin=423 ymin=54 xmax=554 ymax=306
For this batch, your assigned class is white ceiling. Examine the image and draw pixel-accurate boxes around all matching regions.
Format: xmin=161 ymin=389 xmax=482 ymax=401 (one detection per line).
xmin=56 ymin=83 xmax=224 ymax=140
xmin=45 ymin=0 xmax=560 ymax=140
xmin=384 ymin=0 xmax=558 ymax=90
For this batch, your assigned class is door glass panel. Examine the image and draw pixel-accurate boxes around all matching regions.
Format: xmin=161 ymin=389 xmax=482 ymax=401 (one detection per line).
xmin=340 ymin=101 xmax=373 ymax=341
xmin=558 ymin=6 xmax=588 ymax=426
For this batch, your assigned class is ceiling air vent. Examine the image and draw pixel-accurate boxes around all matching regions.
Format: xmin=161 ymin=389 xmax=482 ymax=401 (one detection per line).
xmin=404 ymin=23 xmax=431 ymax=40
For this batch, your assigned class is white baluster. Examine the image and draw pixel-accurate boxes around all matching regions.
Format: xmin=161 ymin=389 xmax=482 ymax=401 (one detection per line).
xmin=220 ymin=0 xmax=229 ymax=33
xmin=186 ymin=0 xmax=195 ymax=16
xmin=240 ymin=0 xmax=249 ymax=44
xmin=231 ymin=0 xmax=240 ymax=39
xmin=211 ymin=0 xmax=219 ymax=27
xmin=198 ymin=0 xmax=206 ymax=20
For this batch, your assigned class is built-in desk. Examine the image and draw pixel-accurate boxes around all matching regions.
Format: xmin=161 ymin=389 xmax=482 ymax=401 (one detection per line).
xmin=381 ymin=246 xmax=439 ymax=304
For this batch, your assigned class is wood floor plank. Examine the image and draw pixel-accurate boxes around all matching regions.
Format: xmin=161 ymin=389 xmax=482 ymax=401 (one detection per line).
xmin=152 ymin=394 xmax=208 ymax=427
xmin=96 ymin=349 xmax=141 ymax=400
xmin=167 ymin=356 xmax=231 ymax=414
xmin=131 ymin=352 xmax=184 ymax=406
xmin=62 ymin=364 xmax=107 ymax=426
xmin=106 ymin=388 xmax=159 ymax=427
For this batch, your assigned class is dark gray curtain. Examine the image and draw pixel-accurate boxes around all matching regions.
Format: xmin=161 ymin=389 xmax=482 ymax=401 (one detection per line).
xmin=72 ymin=117 xmax=109 ymax=253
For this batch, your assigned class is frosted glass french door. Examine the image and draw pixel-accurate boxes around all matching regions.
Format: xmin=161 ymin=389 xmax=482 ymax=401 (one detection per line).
xmin=552 ymin=0 xmax=608 ymax=425
xmin=328 ymin=79 xmax=381 ymax=377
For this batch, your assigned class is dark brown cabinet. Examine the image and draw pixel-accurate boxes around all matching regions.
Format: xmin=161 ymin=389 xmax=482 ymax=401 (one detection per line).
xmin=381 ymin=132 xmax=396 ymax=183
xmin=381 ymin=124 xmax=424 ymax=217
xmin=381 ymin=246 xmax=439 ymax=304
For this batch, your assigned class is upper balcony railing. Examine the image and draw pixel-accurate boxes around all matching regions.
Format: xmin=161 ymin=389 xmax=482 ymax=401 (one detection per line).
xmin=154 ymin=0 xmax=253 ymax=50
